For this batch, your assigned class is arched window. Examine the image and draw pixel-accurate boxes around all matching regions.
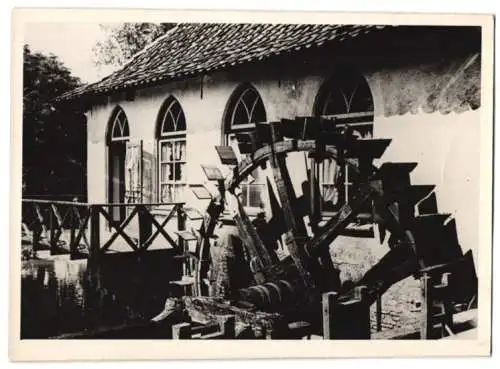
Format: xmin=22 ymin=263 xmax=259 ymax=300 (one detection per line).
xmin=157 ymin=97 xmax=187 ymax=203
xmin=314 ymin=68 xmax=374 ymax=213
xmin=224 ymin=84 xmax=267 ymax=209
xmin=108 ymin=106 xmax=130 ymax=142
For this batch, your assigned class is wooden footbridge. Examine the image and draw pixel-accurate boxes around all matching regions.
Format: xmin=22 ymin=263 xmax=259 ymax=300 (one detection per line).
xmin=21 ymin=199 xmax=192 ymax=260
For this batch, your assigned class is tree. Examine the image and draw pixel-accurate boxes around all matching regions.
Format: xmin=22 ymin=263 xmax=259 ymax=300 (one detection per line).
xmin=23 ymin=45 xmax=87 ymax=200
xmin=92 ymin=23 xmax=175 ymax=69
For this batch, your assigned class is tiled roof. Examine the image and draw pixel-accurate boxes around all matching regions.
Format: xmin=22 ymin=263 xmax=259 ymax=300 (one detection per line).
xmin=57 ymin=23 xmax=388 ymax=101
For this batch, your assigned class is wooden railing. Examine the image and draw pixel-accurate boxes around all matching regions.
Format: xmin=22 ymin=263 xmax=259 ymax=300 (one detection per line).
xmin=22 ymin=199 xmax=186 ymax=260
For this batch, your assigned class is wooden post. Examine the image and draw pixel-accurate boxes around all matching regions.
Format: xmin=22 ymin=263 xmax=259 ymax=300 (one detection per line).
xmin=354 ymin=285 xmax=370 ymax=339
xmin=218 ymin=315 xmax=236 ymax=339
xmin=420 ymin=273 xmax=432 ymax=339
xmin=376 ymin=293 xmax=382 ymax=332
xmin=322 ymin=291 xmax=338 ymax=339
xmin=69 ymin=207 xmax=77 ymax=259
xmin=49 ymin=207 xmax=57 ymax=254
xmin=137 ymin=205 xmax=152 ymax=252
xmin=172 ymin=322 xmax=191 ymax=339
xmin=439 ymin=272 xmax=454 ymax=337
xmin=89 ymin=205 xmax=100 ymax=259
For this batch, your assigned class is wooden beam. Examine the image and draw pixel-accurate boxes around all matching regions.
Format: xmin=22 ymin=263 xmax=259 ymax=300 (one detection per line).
xmin=322 ymin=291 xmax=338 ymax=339
xmin=89 ymin=205 xmax=100 ymax=258
xmin=305 ymin=180 xmax=380 ymax=257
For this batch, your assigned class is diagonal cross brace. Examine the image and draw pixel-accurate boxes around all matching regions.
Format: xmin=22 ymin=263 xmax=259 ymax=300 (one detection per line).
xmin=140 ymin=205 xmax=179 ymax=250
xmin=100 ymin=207 xmax=139 ymax=252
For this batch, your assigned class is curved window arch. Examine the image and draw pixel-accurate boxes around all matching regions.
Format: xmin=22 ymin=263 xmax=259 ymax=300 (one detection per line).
xmin=156 ymin=96 xmax=187 ymax=138
xmin=107 ymin=106 xmax=130 ymax=143
xmin=156 ymin=96 xmax=187 ymax=203
xmin=314 ymin=68 xmax=375 ymax=213
xmin=224 ymin=84 xmax=267 ymax=134
xmin=223 ymin=84 xmax=267 ymax=209
xmin=314 ymin=68 xmax=374 ymax=138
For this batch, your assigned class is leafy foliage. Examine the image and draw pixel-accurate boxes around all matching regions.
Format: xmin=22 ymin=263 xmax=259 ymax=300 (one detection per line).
xmin=92 ymin=23 xmax=175 ymax=68
xmin=23 ymin=45 xmax=87 ymax=200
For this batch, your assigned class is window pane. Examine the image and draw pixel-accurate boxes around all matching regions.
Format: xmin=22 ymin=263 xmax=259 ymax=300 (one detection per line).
xmin=161 ymin=184 xmax=173 ymax=202
xmin=174 ymin=141 xmax=186 ymax=161
xmin=167 ymin=163 xmax=174 ymax=181
xmin=232 ymin=102 xmax=249 ymax=125
xmin=251 ymin=97 xmax=267 ymax=123
xmin=121 ymin=118 xmax=130 ymax=136
xmin=160 ymin=143 xmax=169 ymax=162
xmin=160 ymin=163 xmax=169 ymax=182
xmin=176 ymin=112 xmax=186 ymax=131
xmin=174 ymin=184 xmax=185 ymax=201
xmin=322 ymin=160 xmax=338 ymax=184
xmin=112 ymin=120 xmax=121 ymax=138
xmin=174 ymin=163 xmax=183 ymax=181
xmin=322 ymin=185 xmax=338 ymax=205
xmin=162 ymin=111 xmax=176 ymax=133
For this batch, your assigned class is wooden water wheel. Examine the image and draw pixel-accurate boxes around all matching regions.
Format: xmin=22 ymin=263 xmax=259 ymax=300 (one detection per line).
xmin=187 ymin=116 xmax=477 ymax=337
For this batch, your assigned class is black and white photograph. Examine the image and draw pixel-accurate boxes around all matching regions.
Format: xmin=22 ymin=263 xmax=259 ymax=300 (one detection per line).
xmin=9 ymin=8 xmax=494 ymax=360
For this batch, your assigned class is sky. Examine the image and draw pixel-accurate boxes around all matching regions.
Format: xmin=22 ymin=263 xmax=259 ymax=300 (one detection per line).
xmin=23 ymin=22 xmax=117 ymax=83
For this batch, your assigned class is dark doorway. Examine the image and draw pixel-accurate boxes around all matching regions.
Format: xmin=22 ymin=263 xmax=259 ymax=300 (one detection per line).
xmin=108 ymin=141 xmax=127 ymax=222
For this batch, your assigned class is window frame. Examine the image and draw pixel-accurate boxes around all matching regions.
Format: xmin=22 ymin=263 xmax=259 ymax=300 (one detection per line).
xmin=109 ymin=108 xmax=130 ymax=142
xmin=314 ymin=73 xmax=374 ymax=215
xmin=224 ymin=84 xmax=268 ymax=210
xmin=156 ymin=97 xmax=187 ymax=203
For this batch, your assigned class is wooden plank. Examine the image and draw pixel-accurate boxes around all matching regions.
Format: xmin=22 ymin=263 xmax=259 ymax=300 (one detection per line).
xmin=268 ymin=152 xmax=312 ymax=286
xmin=376 ymin=293 xmax=382 ymax=332
xmin=345 ymin=139 xmax=392 ymax=159
xmin=201 ymin=165 xmax=224 ymax=181
xmin=418 ymin=192 xmax=438 ymax=215
xmin=322 ymin=291 xmax=338 ymax=339
xmin=217 ymin=315 xmax=236 ymax=339
xmin=234 ymin=214 xmax=267 ymax=285
xmin=420 ymin=274 xmax=432 ymax=339
xmin=72 ymin=207 xmax=90 ymax=251
xmin=89 ymin=205 xmax=100 ymax=258
xmin=305 ymin=180 xmax=379 ymax=257
xmin=189 ymin=184 xmax=212 ymax=200
xmin=215 ymin=146 xmax=239 ymax=165
xmin=235 ymin=196 xmax=275 ymax=270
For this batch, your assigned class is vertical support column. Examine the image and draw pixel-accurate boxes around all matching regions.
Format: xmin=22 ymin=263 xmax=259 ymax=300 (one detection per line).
xmin=309 ymin=157 xmax=320 ymax=233
xmin=420 ymin=273 xmax=432 ymax=339
xmin=270 ymin=122 xmax=314 ymax=288
xmin=176 ymin=204 xmax=189 ymax=276
xmin=69 ymin=207 xmax=77 ymax=259
xmin=49 ymin=207 xmax=57 ymax=254
xmin=89 ymin=205 xmax=101 ymax=259
xmin=439 ymin=272 xmax=454 ymax=337
xmin=353 ymin=285 xmax=370 ymax=339
xmin=322 ymin=291 xmax=338 ymax=339
xmin=137 ymin=205 xmax=152 ymax=252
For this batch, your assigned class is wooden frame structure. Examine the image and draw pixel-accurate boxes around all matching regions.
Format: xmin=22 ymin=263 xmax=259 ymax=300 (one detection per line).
xmin=21 ymin=199 xmax=186 ymax=260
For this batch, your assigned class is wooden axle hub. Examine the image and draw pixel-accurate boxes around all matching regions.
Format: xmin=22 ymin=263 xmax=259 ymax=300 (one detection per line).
xmin=236 ymin=279 xmax=306 ymax=311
